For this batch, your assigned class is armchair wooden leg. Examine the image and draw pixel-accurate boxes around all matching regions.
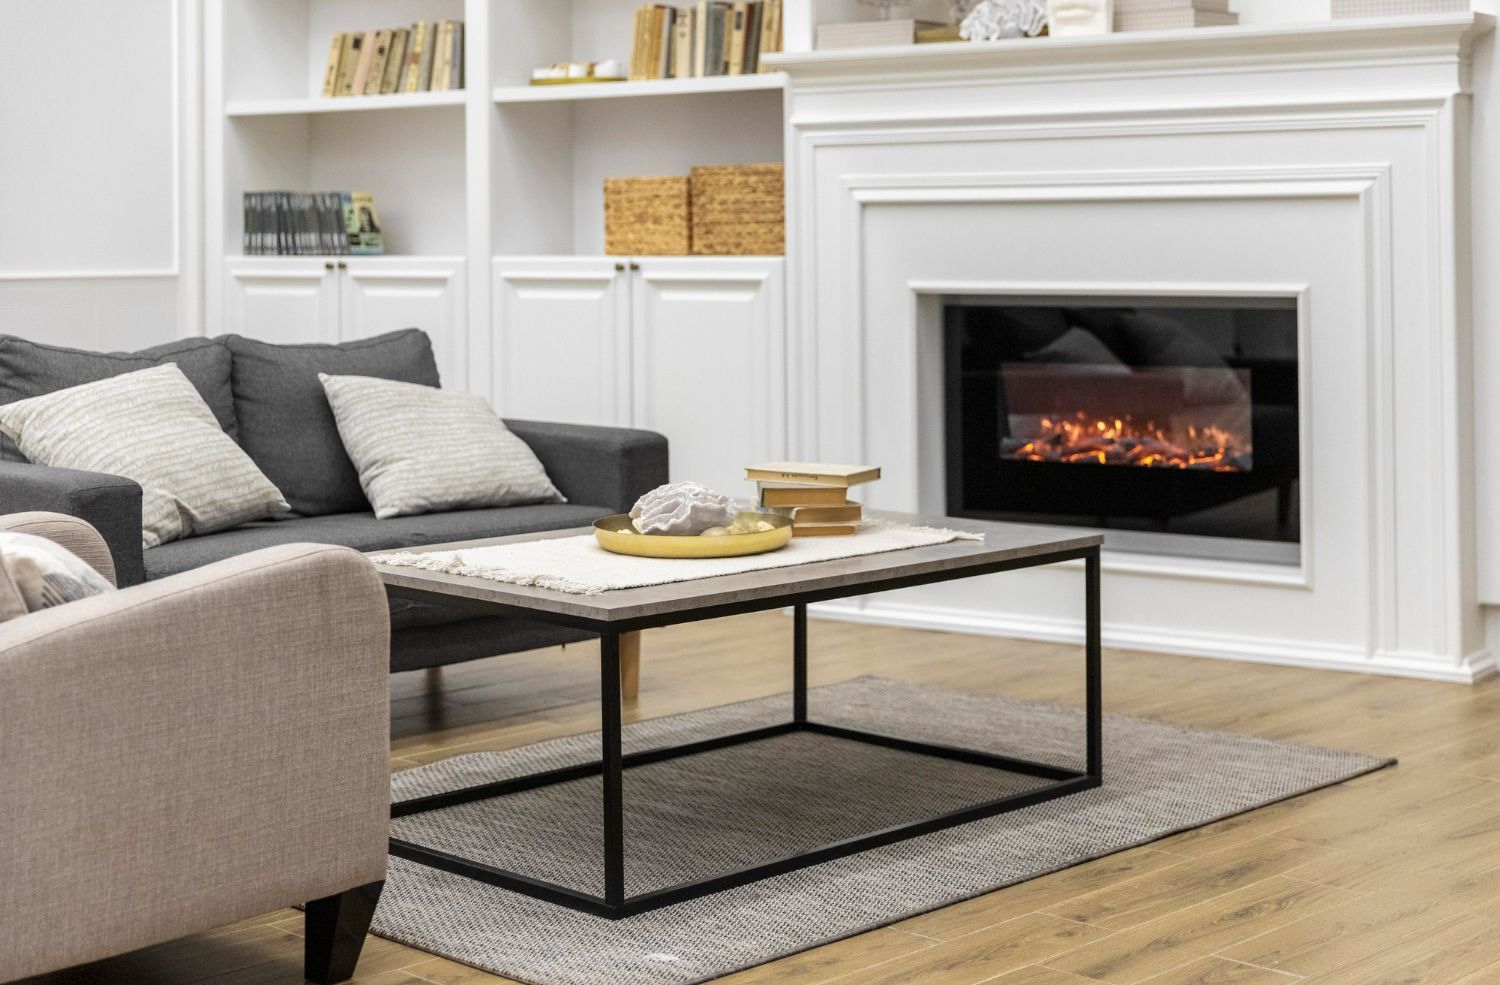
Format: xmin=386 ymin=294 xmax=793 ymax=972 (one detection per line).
xmin=305 ymin=880 xmax=383 ymax=984
xmin=620 ymin=630 xmax=641 ymax=702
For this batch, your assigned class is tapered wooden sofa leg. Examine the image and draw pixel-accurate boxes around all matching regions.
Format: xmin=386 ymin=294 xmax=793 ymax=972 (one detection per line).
xmin=304 ymin=880 xmax=384 ymax=984
xmin=620 ymin=630 xmax=641 ymax=702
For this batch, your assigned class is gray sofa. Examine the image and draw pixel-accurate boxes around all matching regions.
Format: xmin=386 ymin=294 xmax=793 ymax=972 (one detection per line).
xmin=0 ymin=330 xmax=668 ymax=674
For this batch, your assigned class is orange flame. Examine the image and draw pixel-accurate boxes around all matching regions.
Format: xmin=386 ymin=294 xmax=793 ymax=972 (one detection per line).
xmin=1009 ymin=412 xmax=1251 ymax=471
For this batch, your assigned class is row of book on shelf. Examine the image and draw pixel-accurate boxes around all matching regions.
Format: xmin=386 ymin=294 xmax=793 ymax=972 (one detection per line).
xmin=630 ymin=1 xmax=783 ymax=81
xmin=242 ymin=191 xmax=384 ymax=256
xmin=745 ymin=462 xmax=880 ymax=537
xmin=320 ymin=21 xmax=463 ymax=98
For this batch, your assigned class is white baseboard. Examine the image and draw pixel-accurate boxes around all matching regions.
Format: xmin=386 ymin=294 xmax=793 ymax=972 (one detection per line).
xmin=809 ymin=598 xmax=1495 ymax=685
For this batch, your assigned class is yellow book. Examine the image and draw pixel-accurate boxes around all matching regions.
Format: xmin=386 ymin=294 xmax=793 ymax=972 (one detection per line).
xmin=745 ymin=462 xmax=882 ymax=488
xmin=757 ymin=484 xmax=849 ymax=508
xmin=402 ymin=22 xmax=427 ymax=92
xmin=431 ymin=21 xmax=453 ymax=91
xmin=775 ymin=503 xmax=863 ymax=524
xmin=363 ymin=29 xmax=393 ymax=95
xmin=349 ymin=31 xmax=377 ymax=96
xmin=320 ymin=33 xmax=345 ymax=97
xmin=380 ymin=29 xmax=409 ymax=94
xmin=727 ymin=2 xmax=748 ymax=75
xmin=333 ymin=33 xmax=361 ymax=97
xmin=793 ymin=522 xmax=858 ymax=537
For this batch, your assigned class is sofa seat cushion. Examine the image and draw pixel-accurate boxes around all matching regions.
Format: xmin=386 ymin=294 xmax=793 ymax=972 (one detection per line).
xmin=0 ymin=335 xmax=236 ymax=461
xmin=225 ymin=330 xmax=441 ymax=517
xmin=142 ymin=503 xmax=611 ymax=580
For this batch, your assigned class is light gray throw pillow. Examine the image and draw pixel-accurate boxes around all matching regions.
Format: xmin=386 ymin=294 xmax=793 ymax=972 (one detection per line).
xmin=0 ymin=364 xmax=290 ymax=548
xmin=319 ymin=373 xmax=565 ymax=520
xmin=0 ymin=531 xmax=115 ymax=622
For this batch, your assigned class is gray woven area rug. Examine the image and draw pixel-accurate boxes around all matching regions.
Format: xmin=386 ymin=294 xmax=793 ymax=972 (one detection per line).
xmin=378 ymin=677 xmax=1390 ymax=985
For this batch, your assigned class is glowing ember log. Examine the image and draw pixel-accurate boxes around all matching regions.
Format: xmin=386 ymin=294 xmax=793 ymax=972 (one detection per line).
xmin=1002 ymin=413 xmax=1253 ymax=471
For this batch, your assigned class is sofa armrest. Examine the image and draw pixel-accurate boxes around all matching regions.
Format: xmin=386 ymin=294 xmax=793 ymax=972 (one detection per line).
xmin=0 ymin=461 xmax=144 ymax=587
xmin=1 ymin=511 xmax=117 ymax=585
xmin=504 ymin=419 xmax=669 ymax=514
xmin=0 ymin=543 xmax=390 ymax=982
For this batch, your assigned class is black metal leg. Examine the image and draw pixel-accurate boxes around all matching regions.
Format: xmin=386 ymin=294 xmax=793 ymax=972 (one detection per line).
xmin=600 ymin=631 xmax=626 ymax=912
xmin=793 ymin=603 xmax=808 ymax=724
xmin=1085 ymin=548 xmax=1103 ymax=780
xmin=304 ymin=880 xmax=383 ymax=984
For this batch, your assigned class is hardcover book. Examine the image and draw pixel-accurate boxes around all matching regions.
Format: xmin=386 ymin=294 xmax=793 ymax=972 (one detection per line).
xmin=745 ymin=462 xmax=882 ymax=487
xmin=321 ymin=33 xmax=345 ymax=97
xmin=757 ymin=484 xmax=851 ymax=508
xmin=363 ymin=30 xmax=393 ymax=95
xmin=381 ymin=29 xmax=409 ymax=94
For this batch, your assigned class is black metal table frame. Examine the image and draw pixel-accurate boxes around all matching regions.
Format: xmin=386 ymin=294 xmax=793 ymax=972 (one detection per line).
xmin=388 ymin=544 xmax=1102 ymax=920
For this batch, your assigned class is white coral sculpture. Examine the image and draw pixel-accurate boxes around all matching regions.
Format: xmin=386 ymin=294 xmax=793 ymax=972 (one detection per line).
xmin=960 ymin=0 xmax=1048 ymax=40
xmin=629 ymin=481 xmax=741 ymax=535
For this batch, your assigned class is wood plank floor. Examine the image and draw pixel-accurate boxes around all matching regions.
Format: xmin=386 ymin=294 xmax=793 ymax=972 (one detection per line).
xmin=23 ymin=612 xmax=1500 ymax=985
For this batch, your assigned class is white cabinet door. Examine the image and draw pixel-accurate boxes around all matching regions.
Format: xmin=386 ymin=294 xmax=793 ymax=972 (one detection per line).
xmin=223 ymin=258 xmax=339 ymax=344
xmin=632 ymin=257 xmax=785 ymax=493
xmin=492 ymin=257 xmax=631 ymax=426
xmin=340 ymin=257 xmax=467 ymax=389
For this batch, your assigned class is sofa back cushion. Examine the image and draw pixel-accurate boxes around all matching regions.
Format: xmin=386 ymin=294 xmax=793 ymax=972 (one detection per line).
xmin=0 ymin=336 xmax=236 ymax=461
xmin=225 ymin=329 xmax=440 ymax=516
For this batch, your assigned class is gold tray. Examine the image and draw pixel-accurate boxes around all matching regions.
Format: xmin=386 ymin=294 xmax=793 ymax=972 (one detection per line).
xmin=593 ymin=513 xmax=792 ymax=559
xmin=528 ymin=76 xmax=627 ymax=86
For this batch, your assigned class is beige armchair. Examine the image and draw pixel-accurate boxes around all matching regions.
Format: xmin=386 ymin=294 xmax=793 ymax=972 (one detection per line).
xmin=0 ymin=513 xmax=391 ymax=984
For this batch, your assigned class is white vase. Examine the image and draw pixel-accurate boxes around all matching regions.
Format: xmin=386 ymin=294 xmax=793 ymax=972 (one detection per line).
xmin=1047 ymin=0 xmax=1114 ymax=36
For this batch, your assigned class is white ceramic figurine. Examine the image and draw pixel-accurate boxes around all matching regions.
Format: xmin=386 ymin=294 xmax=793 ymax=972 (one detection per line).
xmin=1047 ymin=0 xmax=1114 ymax=36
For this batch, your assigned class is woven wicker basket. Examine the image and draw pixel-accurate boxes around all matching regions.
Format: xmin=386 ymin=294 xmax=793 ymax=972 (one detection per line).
xmin=604 ymin=176 xmax=692 ymax=256
xmin=690 ymin=163 xmax=785 ymax=256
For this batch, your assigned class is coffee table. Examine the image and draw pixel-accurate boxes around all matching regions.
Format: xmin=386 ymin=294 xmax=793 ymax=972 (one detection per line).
xmin=372 ymin=512 xmax=1103 ymax=920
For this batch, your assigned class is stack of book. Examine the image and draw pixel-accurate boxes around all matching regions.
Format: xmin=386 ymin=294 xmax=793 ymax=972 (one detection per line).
xmin=1331 ymin=0 xmax=1469 ymax=16
xmin=320 ymin=21 xmax=464 ymax=98
xmin=628 ymin=1 xmax=783 ymax=81
xmin=745 ymin=462 xmax=881 ymax=537
xmin=242 ymin=191 xmax=383 ymax=256
xmin=1113 ymin=0 xmax=1238 ymax=31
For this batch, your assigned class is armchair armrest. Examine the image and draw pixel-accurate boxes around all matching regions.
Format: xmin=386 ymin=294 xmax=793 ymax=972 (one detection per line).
xmin=0 ymin=461 xmax=144 ymax=587
xmin=0 ymin=543 xmax=390 ymax=982
xmin=504 ymin=419 xmax=669 ymax=514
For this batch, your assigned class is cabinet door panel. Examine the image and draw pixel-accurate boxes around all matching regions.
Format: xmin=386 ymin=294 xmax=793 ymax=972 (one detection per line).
xmin=633 ymin=258 xmax=785 ymax=493
xmin=223 ymin=259 xmax=338 ymax=344
xmin=493 ymin=257 xmax=630 ymax=426
xmin=340 ymin=258 xmax=466 ymax=390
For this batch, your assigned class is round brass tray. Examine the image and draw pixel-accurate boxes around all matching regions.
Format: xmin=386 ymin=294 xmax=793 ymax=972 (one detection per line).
xmin=593 ymin=513 xmax=793 ymax=559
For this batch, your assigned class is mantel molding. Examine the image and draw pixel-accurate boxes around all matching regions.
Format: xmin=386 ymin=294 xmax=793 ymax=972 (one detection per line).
xmin=766 ymin=13 xmax=1492 ymax=93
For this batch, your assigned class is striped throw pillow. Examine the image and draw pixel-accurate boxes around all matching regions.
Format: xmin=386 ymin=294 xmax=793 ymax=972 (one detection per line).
xmin=0 ymin=364 xmax=289 ymax=548
xmin=319 ymin=374 xmax=564 ymax=520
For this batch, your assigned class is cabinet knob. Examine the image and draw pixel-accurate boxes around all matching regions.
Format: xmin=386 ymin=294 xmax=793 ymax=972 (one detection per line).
xmin=337 ymin=261 xmax=348 ymax=270
xmin=614 ymin=262 xmax=625 ymax=272
xmin=629 ymin=261 xmax=640 ymax=271
xmin=324 ymin=261 xmax=334 ymax=270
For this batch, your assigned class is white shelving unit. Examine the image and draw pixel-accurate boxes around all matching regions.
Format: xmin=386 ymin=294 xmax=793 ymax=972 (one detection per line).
xmin=204 ymin=0 xmax=797 ymax=484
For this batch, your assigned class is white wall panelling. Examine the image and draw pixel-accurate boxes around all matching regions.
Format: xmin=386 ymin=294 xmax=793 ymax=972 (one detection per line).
xmin=774 ymin=14 xmax=1493 ymax=681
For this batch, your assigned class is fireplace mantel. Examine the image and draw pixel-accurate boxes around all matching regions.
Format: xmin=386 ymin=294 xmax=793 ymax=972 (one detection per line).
xmin=768 ymin=13 xmax=1489 ymax=91
xmin=775 ymin=12 xmax=1495 ymax=681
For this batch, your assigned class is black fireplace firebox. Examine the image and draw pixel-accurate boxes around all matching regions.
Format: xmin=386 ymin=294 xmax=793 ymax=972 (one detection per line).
xmin=944 ymin=297 xmax=1300 ymax=560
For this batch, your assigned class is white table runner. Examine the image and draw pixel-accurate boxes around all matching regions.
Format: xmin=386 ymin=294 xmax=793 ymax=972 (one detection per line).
xmin=371 ymin=519 xmax=983 ymax=595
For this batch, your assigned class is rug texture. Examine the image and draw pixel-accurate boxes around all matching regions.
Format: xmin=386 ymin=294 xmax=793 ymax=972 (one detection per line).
xmin=377 ymin=677 xmax=1390 ymax=985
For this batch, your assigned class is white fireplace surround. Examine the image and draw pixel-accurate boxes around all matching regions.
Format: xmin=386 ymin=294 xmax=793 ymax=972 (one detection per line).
xmin=771 ymin=14 xmax=1495 ymax=682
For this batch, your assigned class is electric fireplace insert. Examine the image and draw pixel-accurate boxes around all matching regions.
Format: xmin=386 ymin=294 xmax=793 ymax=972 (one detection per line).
xmin=943 ymin=296 xmax=1300 ymax=562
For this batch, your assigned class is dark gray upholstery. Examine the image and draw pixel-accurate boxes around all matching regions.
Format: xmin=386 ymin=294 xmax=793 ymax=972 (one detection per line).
xmin=1 ymin=327 xmax=671 ymax=674
xmin=504 ymin=419 xmax=670 ymax=514
xmin=0 ymin=461 xmax=146 ymax=587
xmin=224 ymin=329 xmax=440 ymax=517
xmin=143 ymin=504 xmax=612 ymax=580
xmin=0 ymin=335 xmax=236 ymax=461
xmin=391 ymin=618 xmax=594 ymax=673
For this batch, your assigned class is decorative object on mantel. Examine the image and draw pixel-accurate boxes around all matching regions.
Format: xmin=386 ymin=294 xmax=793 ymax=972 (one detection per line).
xmin=960 ymin=0 xmax=1050 ymax=41
xmin=816 ymin=17 xmax=948 ymax=48
xmin=1114 ymin=0 xmax=1237 ymax=32
xmin=1331 ymin=0 xmax=1469 ymax=17
xmin=1048 ymin=0 xmax=1113 ymax=36
xmin=530 ymin=60 xmax=626 ymax=85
